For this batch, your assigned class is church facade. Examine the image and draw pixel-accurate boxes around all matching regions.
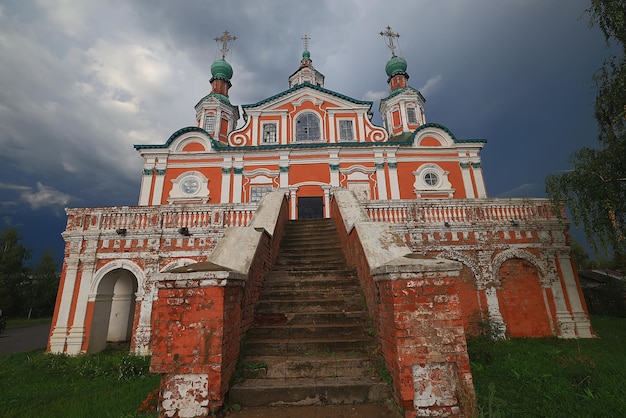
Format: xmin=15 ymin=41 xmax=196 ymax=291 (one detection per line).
xmin=48 ymin=30 xmax=592 ymax=358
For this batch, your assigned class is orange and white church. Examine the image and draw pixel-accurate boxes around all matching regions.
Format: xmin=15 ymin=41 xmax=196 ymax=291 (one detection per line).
xmin=49 ymin=29 xmax=592 ymax=358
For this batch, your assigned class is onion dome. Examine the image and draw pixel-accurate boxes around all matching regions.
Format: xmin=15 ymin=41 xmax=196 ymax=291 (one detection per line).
xmin=211 ymin=59 xmax=233 ymax=81
xmin=385 ymin=55 xmax=408 ymax=78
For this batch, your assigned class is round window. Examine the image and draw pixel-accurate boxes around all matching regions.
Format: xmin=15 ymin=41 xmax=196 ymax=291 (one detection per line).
xmin=423 ymin=172 xmax=439 ymax=187
xmin=180 ymin=177 xmax=200 ymax=195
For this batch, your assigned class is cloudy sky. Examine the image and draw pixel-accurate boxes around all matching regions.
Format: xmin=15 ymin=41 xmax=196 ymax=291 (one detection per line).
xmin=0 ymin=0 xmax=611 ymax=262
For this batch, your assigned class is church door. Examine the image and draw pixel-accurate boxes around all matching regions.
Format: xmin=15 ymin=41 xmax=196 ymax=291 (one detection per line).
xmin=298 ymin=196 xmax=324 ymax=219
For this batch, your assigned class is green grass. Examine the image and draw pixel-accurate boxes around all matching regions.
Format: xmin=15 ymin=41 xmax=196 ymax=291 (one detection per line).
xmin=1 ymin=316 xmax=624 ymax=417
xmin=6 ymin=317 xmax=52 ymax=330
xmin=0 ymin=347 xmax=160 ymax=418
xmin=469 ymin=316 xmax=626 ymax=417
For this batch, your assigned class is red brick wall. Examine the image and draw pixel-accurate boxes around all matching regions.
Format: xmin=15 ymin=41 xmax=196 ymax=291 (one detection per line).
xmin=149 ymin=196 xmax=289 ymax=412
xmin=497 ymin=258 xmax=552 ymax=337
xmin=330 ymin=198 xmax=473 ymax=417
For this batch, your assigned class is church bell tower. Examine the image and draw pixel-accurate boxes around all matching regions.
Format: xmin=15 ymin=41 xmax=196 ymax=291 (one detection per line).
xmin=195 ymin=31 xmax=240 ymax=143
xmin=378 ymin=26 xmax=426 ymax=138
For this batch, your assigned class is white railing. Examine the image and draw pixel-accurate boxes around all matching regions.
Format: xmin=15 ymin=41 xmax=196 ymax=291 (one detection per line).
xmin=363 ymin=198 xmax=561 ymax=224
xmin=65 ymin=203 xmax=258 ymax=232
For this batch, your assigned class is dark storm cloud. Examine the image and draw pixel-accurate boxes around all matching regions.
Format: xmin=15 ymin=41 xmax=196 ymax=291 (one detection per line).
xmin=0 ymin=0 xmax=610 ymax=259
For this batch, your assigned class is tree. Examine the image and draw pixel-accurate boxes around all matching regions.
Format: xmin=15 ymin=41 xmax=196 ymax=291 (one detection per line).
xmin=0 ymin=227 xmax=32 ymax=316
xmin=546 ymin=0 xmax=626 ymax=256
xmin=24 ymin=250 xmax=61 ymax=318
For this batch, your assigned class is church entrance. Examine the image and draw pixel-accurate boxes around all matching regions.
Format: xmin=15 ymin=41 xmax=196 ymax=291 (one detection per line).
xmin=298 ymin=196 xmax=324 ymax=219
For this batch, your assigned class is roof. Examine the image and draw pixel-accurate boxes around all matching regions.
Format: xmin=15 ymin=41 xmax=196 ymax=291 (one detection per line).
xmin=194 ymin=92 xmax=232 ymax=109
xmin=134 ymin=123 xmax=486 ymax=151
xmin=241 ymin=82 xmax=373 ymax=110
xmin=380 ymin=86 xmax=426 ymax=105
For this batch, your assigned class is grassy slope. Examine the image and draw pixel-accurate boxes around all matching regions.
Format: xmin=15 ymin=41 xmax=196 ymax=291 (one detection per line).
xmin=0 ymin=349 xmax=159 ymax=418
xmin=469 ymin=316 xmax=626 ymax=417
xmin=0 ymin=316 xmax=623 ymax=417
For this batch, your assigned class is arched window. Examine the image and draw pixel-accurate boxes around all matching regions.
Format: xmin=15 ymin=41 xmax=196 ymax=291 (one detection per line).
xmin=295 ymin=112 xmax=321 ymax=141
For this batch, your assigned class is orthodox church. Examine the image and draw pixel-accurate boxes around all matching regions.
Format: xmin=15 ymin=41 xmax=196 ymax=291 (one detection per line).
xmin=135 ymin=30 xmax=486 ymax=218
xmin=49 ymin=29 xmax=591 ymax=360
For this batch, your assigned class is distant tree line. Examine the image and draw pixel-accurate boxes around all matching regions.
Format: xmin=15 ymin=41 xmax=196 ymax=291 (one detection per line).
xmin=0 ymin=227 xmax=60 ymax=318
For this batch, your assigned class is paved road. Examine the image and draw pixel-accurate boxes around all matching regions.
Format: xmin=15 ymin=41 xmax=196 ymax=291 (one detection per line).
xmin=0 ymin=322 xmax=51 ymax=355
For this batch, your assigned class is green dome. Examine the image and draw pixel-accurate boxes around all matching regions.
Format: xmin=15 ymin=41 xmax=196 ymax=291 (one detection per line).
xmin=211 ymin=59 xmax=233 ymax=80
xmin=302 ymin=49 xmax=311 ymax=60
xmin=385 ymin=55 xmax=407 ymax=77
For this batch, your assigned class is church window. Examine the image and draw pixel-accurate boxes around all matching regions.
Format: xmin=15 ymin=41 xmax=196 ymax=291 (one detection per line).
xmin=262 ymin=123 xmax=277 ymax=143
xmin=339 ymin=120 xmax=354 ymax=141
xmin=204 ymin=114 xmax=215 ymax=133
xmin=295 ymin=112 xmax=321 ymax=141
xmin=407 ymin=107 xmax=418 ymax=124
xmin=250 ymin=185 xmax=274 ymax=202
xmin=424 ymin=171 xmax=439 ymax=187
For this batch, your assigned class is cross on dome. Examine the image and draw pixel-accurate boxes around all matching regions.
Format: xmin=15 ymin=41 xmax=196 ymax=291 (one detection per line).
xmin=302 ymin=34 xmax=311 ymax=51
xmin=380 ymin=26 xmax=400 ymax=57
xmin=214 ymin=30 xmax=237 ymax=60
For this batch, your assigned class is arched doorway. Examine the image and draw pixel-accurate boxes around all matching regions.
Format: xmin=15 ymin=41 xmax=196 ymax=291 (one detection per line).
xmin=496 ymin=258 xmax=552 ymax=337
xmin=88 ymin=269 xmax=138 ymax=353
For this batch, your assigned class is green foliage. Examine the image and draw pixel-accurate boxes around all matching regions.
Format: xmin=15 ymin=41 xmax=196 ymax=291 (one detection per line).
xmin=0 ymin=349 xmax=159 ymax=417
xmin=24 ymin=249 xmax=61 ymax=318
xmin=469 ymin=316 xmax=626 ymax=417
xmin=0 ymin=227 xmax=32 ymax=315
xmin=546 ymin=1 xmax=626 ymax=254
xmin=0 ymin=227 xmax=60 ymax=318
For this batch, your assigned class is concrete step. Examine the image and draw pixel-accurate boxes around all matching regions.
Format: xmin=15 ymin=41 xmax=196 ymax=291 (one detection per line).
xmin=255 ymin=298 xmax=365 ymax=314
xmin=229 ymin=377 xmax=391 ymax=407
xmin=260 ymin=288 xmax=361 ymax=301
xmin=264 ymin=269 xmax=356 ymax=281
xmin=278 ymin=246 xmax=344 ymax=259
xmin=272 ymin=262 xmax=348 ymax=272
xmin=244 ymin=336 xmax=377 ymax=356
xmin=239 ymin=354 xmax=379 ymax=380
xmin=247 ymin=324 xmax=370 ymax=340
xmin=254 ymin=311 xmax=369 ymax=326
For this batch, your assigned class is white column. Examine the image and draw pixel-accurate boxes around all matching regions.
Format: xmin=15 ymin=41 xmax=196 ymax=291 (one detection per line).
xmin=485 ymin=287 xmax=507 ymax=338
xmin=138 ymin=162 xmax=154 ymax=206
xmin=279 ymin=152 xmax=290 ymax=188
xmin=471 ymin=161 xmax=487 ymax=198
xmin=48 ymin=255 xmax=80 ymax=353
xmin=251 ymin=116 xmax=258 ymax=146
xmin=387 ymin=152 xmax=400 ymax=199
xmin=460 ymin=161 xmax=475 ymax=198
xmin=328 ymin=112 xmax=336 ymax=143
xmin=289 ymin=187 xmax=298 ymax=220
xmin=151 ymin=157 xmax=167 ymax=205
xmin=66 ymin=260 xmax=97 ymax=354
xmin=374 ymin=153 xmax=388 ymax=200
xmin=557 ymin=255 xmax=593 ymax=337
xmin=357 ymin=114 xmax=365 ymax=142
xmin=220 ymin=167 xmax=231 ymax=203
xmin=232 ymin=158 xmax=244 ymax=203
xmin=322 ymin=185 xmax=332 ymax=218
xmin=280 ymin=114 xmax=288 ymax=145
xmin=549 ymin=281 xmax=576 ymax=338
xmin=329 ymin=153 xmax=340 ymax=187
xmin=399 ymin=101 xmax=409 ymax=132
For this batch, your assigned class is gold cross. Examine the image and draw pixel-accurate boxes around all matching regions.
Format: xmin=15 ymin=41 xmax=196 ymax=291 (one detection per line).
xmin=214 ymin=30 xmax=237 ymax=60
xmin=380 ymin=26 xmax=400 ymax=56
xmin=302 ymin=34 xmax=311 ymax=51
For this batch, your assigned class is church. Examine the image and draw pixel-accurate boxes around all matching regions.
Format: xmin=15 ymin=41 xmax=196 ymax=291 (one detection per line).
xmin=48 ymin=28 xmax=592 ymax=416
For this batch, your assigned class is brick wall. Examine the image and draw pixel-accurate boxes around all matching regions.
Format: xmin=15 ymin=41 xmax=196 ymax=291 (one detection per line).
xmin=149 ymin=194 xmax=290 ymax=415
xmin=330 ymin=196 xmax=474 ymax=417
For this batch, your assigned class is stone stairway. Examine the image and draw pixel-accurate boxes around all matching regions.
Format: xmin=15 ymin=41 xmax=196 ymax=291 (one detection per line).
xmin=229 ymin=219 xmax=391 ymax=407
